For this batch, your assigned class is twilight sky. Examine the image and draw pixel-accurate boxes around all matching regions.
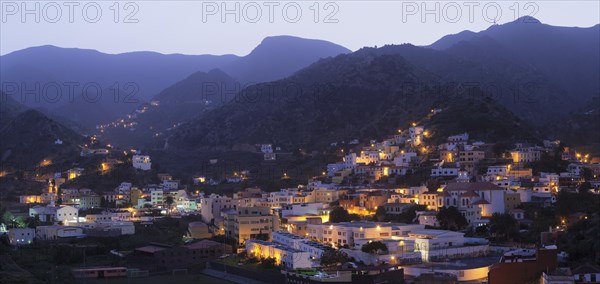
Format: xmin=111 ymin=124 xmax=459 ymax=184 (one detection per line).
xmin=1 ymin=1 xmax=598 ymax=56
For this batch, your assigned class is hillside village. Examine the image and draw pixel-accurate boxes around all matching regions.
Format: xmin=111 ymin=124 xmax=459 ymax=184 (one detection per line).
xmin=2 ymin=109 xmax=599 ymax=284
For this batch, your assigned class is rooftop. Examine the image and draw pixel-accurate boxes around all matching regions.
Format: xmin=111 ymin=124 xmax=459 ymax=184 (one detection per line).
xmin=445 ymin=182 xmax=502 ymax=191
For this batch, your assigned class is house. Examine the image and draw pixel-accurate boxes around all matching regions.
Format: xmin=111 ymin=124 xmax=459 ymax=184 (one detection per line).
xmin=29 ymin=205 xmax=79 ymax=223
xmin=383 ymin=203 xmax=413 ymax=215
xmin=188 ymin=222 xmax=211 ymax=239
xmin=442 ymin=182 xmax=505 ymax=217
xmin=67 ymin=168 xmax=84 ymax=180
xmin=572 ymin=264 xmax=600 ymax=283
xmin=132 ymin=155 xmax=151 ymax=170
xmin=61 ymin=189 xmax=101 ymax=209
xmin=416 ymin=211 xmax=439 ymax=227
xmin=430 ymin=167 xmax=459 ymax=177
xmin=8 ymin=228 xmax=35 ymax=245
xmin=260 ymin=144 xmax=273 ymax=153
xmin=264 ymin=153 xmax=276 ymax=161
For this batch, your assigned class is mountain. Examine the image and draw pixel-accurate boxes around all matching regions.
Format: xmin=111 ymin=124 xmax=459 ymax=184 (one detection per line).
xmin=363 ymin=41 xmax=571 ymax=124
xmin=222 ymin=36 xmax=351 ymax=84
xmin=0 ymin=45 xmax=238 ymax=129
xmin=0 ymin=93 xmax=28 ymax=128
xmin=1 ymin=36 xmax=350 ymax=129
xmin=0 ymin=109 xmax=84 ymax=169
xmin=168 ymin=50 xmax=538 ymax=151
xmin=429 ymin=16 xmax=600 ymax=110
xmin=99 ymin=69 xmax=239 ymax=147
xmin=0 ymin=45 xmax=239 ymax=105
xmin=554 ymin=97 xmax=600 ymax=154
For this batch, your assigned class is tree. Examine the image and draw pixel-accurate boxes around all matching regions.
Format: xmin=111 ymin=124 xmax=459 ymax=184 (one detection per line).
xmin=329 ymin=206 xmax=350 ymax=223
xmin=374 ymin=206 xmax=387 ymax=222
xmin=320 ymin=250 xmax=349 ymax=267
xmin=436 ymin=206 xmax=468 ymax=231
xmin=25 ymin=215 xmax=40 ymax=228
xmin=489 ymin=213 xmax=518 ymax=242
xmin=361 ymin=241 xmax=388 ymax=254
xmin=165 ymin=196 xmax=174 ymax=216
xmin=260 ymin=257 xmax=277 ymax=268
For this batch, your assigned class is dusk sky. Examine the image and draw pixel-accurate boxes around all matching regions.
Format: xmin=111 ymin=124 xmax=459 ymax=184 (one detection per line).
xmin=1 ymin=1 xmax=599 ymax=55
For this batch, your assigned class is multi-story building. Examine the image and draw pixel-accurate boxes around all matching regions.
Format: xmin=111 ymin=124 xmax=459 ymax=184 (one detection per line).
xmin=304 ymin=188 xmax=344 ymax=204
xmin=150 ymin=189 xmax=163 ymax=207
xmin=223 ymin=206 xmax=279 ymax=246
xmin=511 ymin=145 xmax=542 ymax=164
xmin=246 ymin=240 xmax=312 ymax=269
xmin=458 ymin=149 xmax=485 ymax=172
xmin=200 ymin=194 xmax=236 ymax=224
xmin=442 ymin=182 xmax=505 ymax=215
xmin=307 ymin=221 xmax=424 ymax=248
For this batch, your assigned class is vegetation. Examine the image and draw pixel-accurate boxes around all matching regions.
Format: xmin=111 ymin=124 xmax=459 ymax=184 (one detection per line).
xmin=361 ymin=241 xmax=388 ymax=254
xmin=488 ymin=213 xmax=518 ymax=242
xmin=436 ymin=206 xmax=468 ymax=231
xmin=329 ymin=206 xmax=355 ymax=223
xmin=320 ymin=250 xmax=349 ymax=267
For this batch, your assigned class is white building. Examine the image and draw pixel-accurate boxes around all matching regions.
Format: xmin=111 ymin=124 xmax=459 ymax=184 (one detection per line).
xmin=200 ymin=194 xmax=236 ymax=224
xmin=431 ymin=167 xmax=459 ymax=177
xmin=8 ymin=228 xmax=35 ymax=245
xmin=393 ymin=152 xmax=417 ymax=167
xmin=281 ymin=203 xmax=327 ymax=218
xmin=260 ymin=144 xmax=273 ymax=153
xmin=307 ymin=221 xmax=424 ymax=249
xmin=272 ymin=231 xmax=308 ymax=249
xmin=29 ymin=205 xmax=79 ymax=223
xmin=417 ymin=211 xmax=439 ymax=227
xmin=409 ymin=126 xmax=424 ymax=146
xmin=246 ymin=240 xmax=312 ymax=269
xmin=511 ymin=147 xmax=541 ymax=164
xmin=150 ymin=189 xmax=164 ymax=206
xmin=95 ymin=221 xmax=135 ymax=235
xmin=36 ymin=225 xmax=84 ymax=240
xmin=132 ymin=155 xmax=151 ymax=170
xmin=487 ymin=165 xmax=509 ymax=177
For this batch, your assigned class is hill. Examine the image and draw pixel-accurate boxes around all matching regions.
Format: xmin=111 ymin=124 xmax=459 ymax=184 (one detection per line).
xmin=167 ymin=50 xmax=537 ymax=151
xmin=99 ymin=69 xmax=239 ymax=147
xmin=1 ymin=37 xmax=350 ymax=129
xmin=429 ymin=16 xmax=600 ymax=113
xmin=0 ymin=93 xmax=28 ymax=128
xmin=0 ymin=109 xmax=84 ymax=169
xmin=222 ymin=36 xmax=351 ymax=84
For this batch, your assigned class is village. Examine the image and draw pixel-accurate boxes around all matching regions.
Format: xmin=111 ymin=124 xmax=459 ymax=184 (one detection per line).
xmin=2 ymin=111 xmax=600 ymax=284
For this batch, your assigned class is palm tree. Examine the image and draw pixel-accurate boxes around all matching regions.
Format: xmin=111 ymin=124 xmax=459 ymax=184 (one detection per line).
xmin=165 ymin=196 xmax=174 ymax=216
